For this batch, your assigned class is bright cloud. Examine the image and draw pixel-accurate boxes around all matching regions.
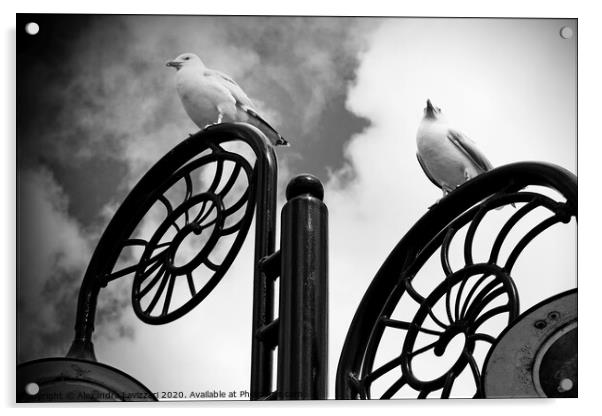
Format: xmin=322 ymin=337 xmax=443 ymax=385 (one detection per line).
xmin=324 ymin=18 xmax=576 ymax=398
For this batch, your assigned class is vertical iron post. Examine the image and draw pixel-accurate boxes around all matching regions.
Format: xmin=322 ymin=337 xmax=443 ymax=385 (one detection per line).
xmin=277 ymin=174 xmax=329 ymax=400
xmin=249 ymin=131 xmax=278 ymax=400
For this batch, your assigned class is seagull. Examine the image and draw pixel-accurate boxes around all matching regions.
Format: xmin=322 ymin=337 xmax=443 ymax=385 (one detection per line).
xmin=166 ymin=53 xmax=289 ymax=146
xmin=416 ymin=99 xmax=494 ymax=198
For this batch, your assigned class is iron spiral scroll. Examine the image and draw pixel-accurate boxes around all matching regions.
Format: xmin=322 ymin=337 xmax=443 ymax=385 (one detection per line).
xmin=336 ymin=162 xmax=577 ymax=399
xmin=129 ymin=143 xmax=254 ymax=324
xmin=67 ymin=123 xmax=277 ymax=359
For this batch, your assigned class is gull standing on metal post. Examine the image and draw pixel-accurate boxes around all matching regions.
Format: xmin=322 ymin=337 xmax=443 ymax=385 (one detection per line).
xmin=166 ymin=52 xmax=289 ymax=146
xmin=416 ymin=99 xmax=494 ymax=198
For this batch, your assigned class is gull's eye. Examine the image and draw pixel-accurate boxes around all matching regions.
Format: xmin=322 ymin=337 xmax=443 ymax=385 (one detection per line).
xmin=184 ymin=56 xmax=190 ymax=60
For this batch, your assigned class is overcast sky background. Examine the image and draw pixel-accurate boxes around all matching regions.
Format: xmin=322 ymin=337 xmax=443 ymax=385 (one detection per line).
xmin=17 ymin=16 xmax=576 ymax=399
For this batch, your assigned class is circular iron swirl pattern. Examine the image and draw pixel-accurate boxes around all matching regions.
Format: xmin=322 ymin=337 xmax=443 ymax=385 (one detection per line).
xmin=399 ymin=265 xmax=519 ymax=397
xmin=336 ymin=162 xmax=577 ymax=399
xmin=65 ymin=123 xmax=277 ymax=365
xmin=128 ymin=147 xmax=255 ymax=324
xmin=76 ymin=124 xmax=272 ymax=327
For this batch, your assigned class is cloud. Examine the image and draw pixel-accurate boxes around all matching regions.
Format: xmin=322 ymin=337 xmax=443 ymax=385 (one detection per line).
xmin=17 ymin=167 xmax=134 ymax=361
xmin=323 ymin=18 xmax=577 ymax=398
xmin=20 ymin=16 xmax=377 ymax=182
xmin=17 ymin=167 xmax=90 ymax=360
xmin=17 ymin=16 xmax=376 ymax=381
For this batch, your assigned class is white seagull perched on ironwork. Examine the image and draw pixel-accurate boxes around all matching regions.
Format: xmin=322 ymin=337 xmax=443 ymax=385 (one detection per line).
xmin=416 ymin=99 xmax=494 ymax=198
xmin=166 ymin=52 xmax=289 ymax=146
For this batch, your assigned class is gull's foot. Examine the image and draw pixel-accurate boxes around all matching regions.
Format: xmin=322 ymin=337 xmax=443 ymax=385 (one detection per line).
xmin=428 ymin=199 xmax=441 ymax=210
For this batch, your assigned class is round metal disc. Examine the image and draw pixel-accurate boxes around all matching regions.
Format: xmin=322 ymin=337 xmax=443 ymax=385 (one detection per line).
xmin=483 ymin=289 xmax=577 ymax=398
xmin=17 ymin=358 xmax=157 ymax=402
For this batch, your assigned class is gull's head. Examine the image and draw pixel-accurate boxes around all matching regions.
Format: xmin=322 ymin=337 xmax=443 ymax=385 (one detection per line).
xmin=166 ymin=53 xmax=204 ymax=71
xmin=423 ymin=99 xmax=442 ymax=120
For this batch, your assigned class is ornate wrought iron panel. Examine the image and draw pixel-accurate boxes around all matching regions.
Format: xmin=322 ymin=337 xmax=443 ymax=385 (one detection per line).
xmin=66 ymin=123 xmax=278 ymax=388
xmin=336 ymin=162 xmax=577 ymax=399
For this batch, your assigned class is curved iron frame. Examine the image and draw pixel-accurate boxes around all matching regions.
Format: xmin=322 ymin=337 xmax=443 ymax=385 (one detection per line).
xmin=65 ymin=123 xmax=278 ymax=397
xmin=335 ymin=162 xmax=577 ymax=399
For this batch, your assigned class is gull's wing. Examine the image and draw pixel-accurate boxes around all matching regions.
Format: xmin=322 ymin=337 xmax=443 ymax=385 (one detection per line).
xmin=237 ymin=104 xmax=289 ymax=146
xmin=416 ymin=152 xmax=442 ymax=189
xmin=206 ymin=69 xmax=255 ymax=108
xmin=446 ymin=129 xmax=494 ymax=173
xmin=205 ymin=68 xmax=289 ymax=146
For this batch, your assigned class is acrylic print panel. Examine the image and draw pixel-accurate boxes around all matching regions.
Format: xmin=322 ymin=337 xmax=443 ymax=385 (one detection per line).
xmin=16 ymin=14 xmax=577 ymax=401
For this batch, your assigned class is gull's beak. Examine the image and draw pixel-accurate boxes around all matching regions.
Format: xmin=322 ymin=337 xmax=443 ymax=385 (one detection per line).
xmin=425 ymin=99 xmax=436 ymax=117
xmin=166 ymin=60 xmax=180 ymax=69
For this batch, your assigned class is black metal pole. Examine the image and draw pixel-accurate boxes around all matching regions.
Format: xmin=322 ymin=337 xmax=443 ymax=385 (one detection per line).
xmin=250 ymin=135 xmax=278 ymax=400
xmin=277 ymin=174 xmax=328 ymax=400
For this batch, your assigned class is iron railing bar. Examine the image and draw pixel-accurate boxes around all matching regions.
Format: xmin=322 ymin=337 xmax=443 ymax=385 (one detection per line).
xmin=347 ymin=372 xmax=368 ymax=399
xmin=255 ymin=318 xmax=280 ymax=349
xmin=380 ymin=376 xmax=406 ymax=399
xmin=459 ymin=274 xmax=492 ymax=319
xmin=380 ymin=317 xmax=443 ymax=336
xmin=259 ymin=251 xmax=281 ymax=280
xmin=135 ymin=256 xmax=165 ymax=284
xmin=441 ymin=228 xmax=455 ymax=324
xmin=222 ymin=189 xmax=249 ymax=217
xmin=403 ymin=278 xmax=425 ymax=304
xmin=464 ymin=286 xmax=506 ymax=322
xmin=196 ymin=203 xmax=216 ymax=225
xmin=464 ymin=351 xmax=483 ymax=398
xmin=220 ymin=222 xmax=244 ymax=236
xmin=161 ymin=273 xmax=176 ymax=316
xmin=417 ymin=389 xmax=432 ymax=399
xmin=122 ymin=238 xmax=148 ymax=247
xmin=362 ymin=355 xmax=402 ymax=384
xmin=471 ymin=305 xmax=510 ymax=331
xmin=143 ymin=268 xmax=170 ymax=314
xmin=183 ymin=173 xmax=193 ymax=224
xmin=204 ymin=258 xmax=220 ymax=271
xmin=504 ymin=215 xmax=563 ymax=273
xmin=158 ymin=194 xmax=174 ymax=216
xmin=208 ymin=159 xmax=224 ymax=194
xmin=103 ymin=249 xmax=167 ymax=284
xmin=183 ymin=172 xmax=193 ymax=201
xmin=138 ymin=264 xmax=167 ymax=297
xmin=409 ymin=340 xmax=439 ymax=357
xmin=405 ymin=279 xmax=448 ymax=329
xmin=468 ymin=333 xmax=496 ymax=344
xmin=454 ymin=276 xmax=470 ymax=322
xmin=464 ymin=204 xmax=489 ymax=266
xmin=441 ymin=371 xmax=456 ymax=399
xmin=186 ymin=272 xmax=196 ymax=296
xmin=218 ymin=163 xmax=243 ymax=197
xmin=488 ymin=198 xmax=543 ymax=263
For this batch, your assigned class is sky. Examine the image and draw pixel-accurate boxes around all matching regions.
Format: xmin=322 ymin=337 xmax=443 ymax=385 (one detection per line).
xmin=16 ymin=15 xmax=576 ymax=400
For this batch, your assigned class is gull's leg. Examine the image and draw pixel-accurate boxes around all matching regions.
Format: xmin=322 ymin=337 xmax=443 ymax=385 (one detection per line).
xmin=429 ymin=187 xmax=451 ymax=210
xmin=203 ymin=107 xmax=226 ymax=128
xmin=464 ymin=169 xmax=472 ymax=183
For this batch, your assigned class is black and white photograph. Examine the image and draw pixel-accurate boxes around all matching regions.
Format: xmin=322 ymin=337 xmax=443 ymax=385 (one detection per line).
xmin=14 ymin=12 xmax=579 ymax=404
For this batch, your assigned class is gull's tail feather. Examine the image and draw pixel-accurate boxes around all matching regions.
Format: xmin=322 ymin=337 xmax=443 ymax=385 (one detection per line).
xmin=238 ymin=104 xmax=290 ymax=147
